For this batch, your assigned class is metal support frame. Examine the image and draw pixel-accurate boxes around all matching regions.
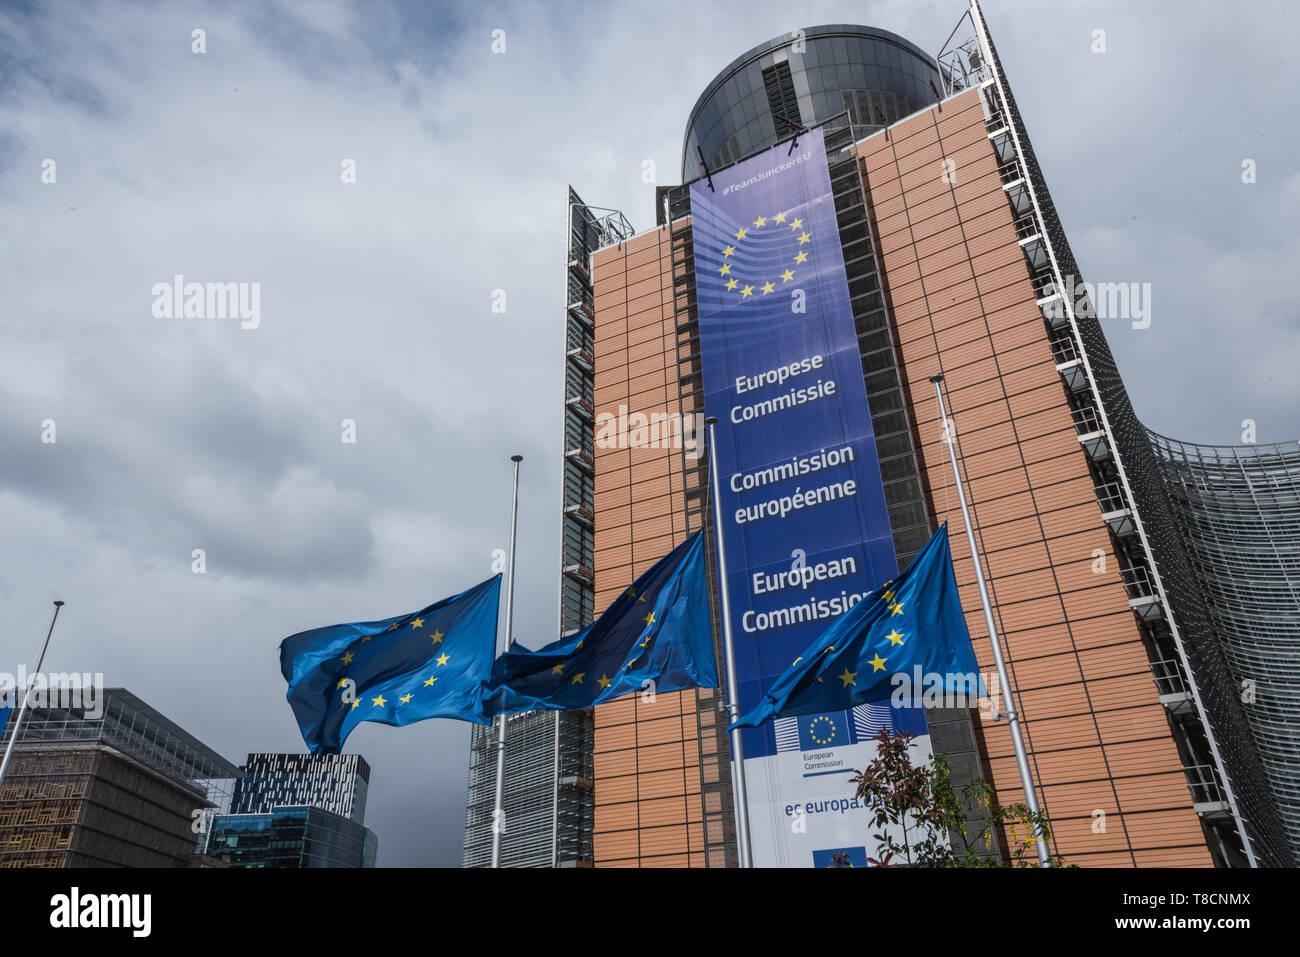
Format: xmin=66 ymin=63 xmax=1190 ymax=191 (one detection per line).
xmin=965 ymin=0 xmax=1258 ymax=864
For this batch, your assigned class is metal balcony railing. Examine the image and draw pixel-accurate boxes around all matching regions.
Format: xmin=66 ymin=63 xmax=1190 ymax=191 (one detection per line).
xmin=1094 ymin=481 xmax=1127 ymax=515
xmin=1184 ymin=764 xmax=1227 ymax=808
xmin=1071 ymin=405 xmax=1102 ymax=436
xmin=1150 ymin=658 xmax=1190 ymax=698
xmin=1049 ymin=335 xmax=1079 ymax=365
xmin=1118 ymin=562 xmax=1155 ymax=600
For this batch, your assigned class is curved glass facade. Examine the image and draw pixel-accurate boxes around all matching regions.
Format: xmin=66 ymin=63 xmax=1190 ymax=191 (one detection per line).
xmin=1150 ymin=432 xmax=1300 ymax=857
xmin=681 ymin=24 xmax=942 ymax=179
xmin=207 ymin=805 xmax=378 ymax=868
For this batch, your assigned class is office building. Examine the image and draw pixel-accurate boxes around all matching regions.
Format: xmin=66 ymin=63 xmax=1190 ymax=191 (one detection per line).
xmin=203 ymin=752 xmax=378 ymax=867
xmin=468 ymin=1 xmax=1297 ymax=867
xmin=232 ymin=752 xmax=370 ymax=823
xmin=462 ymin=709 xmax=593 ymax=866
xmin=0 ymin=687 xmax=240 ymax=868
xmin=205 ymin=805 xmax=378 ymax=868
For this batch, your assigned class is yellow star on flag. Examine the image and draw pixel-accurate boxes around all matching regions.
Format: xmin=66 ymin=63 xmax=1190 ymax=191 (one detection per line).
xmin=789 ymin=217 xmax=803 ymax=230
xmin=734 ymin=227 xmax=748 ymax=241
xmin=411 ymin=617 xmax=424 ymax=629
xmin=436 ymin=652 xmax=450 ymax=667
xmin=399 ymin=693 xmax=413 ymax=704
xmin=719 ymin=263 xmax=732 ymax=276
xmin=722 ymin=245 xmax=735 ymax=258
xmin=571 ymin=673 xmax=585 ymax=685
xmin=780 ymin=269 xmax=794 ymax=282
xmin=794 ymin=250 xmax=808 ymax=264
xmin=597 ymin=674 xmax=612 ymax=689
xmin=725 ymin=278 xmax=738 ymax=291
xmin=341 ymin=651 xmax=355 ymax=665
xmin=868 ymin=654 xmax=888 ymax=673
xmin=773 ymin=211 xmax=787 ymax=224
xmin=741 ymin=285 xmax=754 ymax=298
xmin=886 ymin=629 xmax=905 ymax=647
xmin=889 ymin=601 xmax=904 ymax=616
xmin=423 ymin=676 xmax=437 ymax=687
xmin=752 ymin=215 xmax=767 ymax=228
xmin=761 ymin=281 xmax=775 ymax=295
xmin=371 ymin=694 xmax=386 ymax=707
xmin=643 ymin=611 xmax=655 ymax=626
xmin=838 ymin=668 xmax=857 ymax=687
xmin=431 ymin=630 xmax=444 ymax=644
xmin=552 ymin=663 xmax=565 ymax=675
xmin=798 ymin=231 xmax=811 ymax=245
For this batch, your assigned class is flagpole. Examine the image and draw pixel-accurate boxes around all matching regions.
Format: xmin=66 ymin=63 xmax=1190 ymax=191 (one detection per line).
xmin=705 ymin=417 xmax=754 ymax=868
xmin=930 ymin=375 xmax=1051 ymax=867
xmin=0 ymin=601 xmax=65 ymax=792
xmin=491 ymin=454 xmax=523 ymax=868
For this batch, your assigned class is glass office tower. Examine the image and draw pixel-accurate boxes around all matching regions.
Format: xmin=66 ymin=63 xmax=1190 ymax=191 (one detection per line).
xmin=1149 ymin=433 xmax=1300 ymax=856
xmin=233 ymin=752 xmax=370 ymax=824
xmin=206 ymin=805 xmax=378 ymax=868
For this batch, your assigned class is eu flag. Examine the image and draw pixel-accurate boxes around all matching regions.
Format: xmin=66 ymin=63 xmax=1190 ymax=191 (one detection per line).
xmin=280 ymin=575 xmax=501 ymax=754
xmin=484 ymin=532 xmax=717 ymax=715
xmin=731 ymin=524 xmax=984 ymax=729
xmin=797 ymin=711 xmax=850 ymax=750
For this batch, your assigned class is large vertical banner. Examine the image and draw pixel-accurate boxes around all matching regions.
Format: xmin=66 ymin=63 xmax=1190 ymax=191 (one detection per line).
xmin=690 ymin=129 xmax=929 ymax=867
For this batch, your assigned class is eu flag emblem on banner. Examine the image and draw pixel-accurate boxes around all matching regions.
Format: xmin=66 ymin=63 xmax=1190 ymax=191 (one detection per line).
xmin=280 ymin=575 xmax=501 ymax=754
xmin=797 ymin=712 xmax=850 ymax=750
xmin=731 ymin=524 xmax=983 ymax=729
xmin=484 ymin=532 xmax=717 ymax=715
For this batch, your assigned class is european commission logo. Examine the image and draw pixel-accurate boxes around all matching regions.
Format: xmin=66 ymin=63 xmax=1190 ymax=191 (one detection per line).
xmin=774 ymin=703 xmax=895 ymax=752
xmin=799 ymin=712 xmax=847 ymax=748
xmin=712 ymin=208 xmax=811 ymax=305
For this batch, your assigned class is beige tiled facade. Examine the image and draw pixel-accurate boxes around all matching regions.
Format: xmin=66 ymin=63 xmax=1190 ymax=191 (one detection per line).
xmin=586 ymin=87 xmax=1211 ymax=867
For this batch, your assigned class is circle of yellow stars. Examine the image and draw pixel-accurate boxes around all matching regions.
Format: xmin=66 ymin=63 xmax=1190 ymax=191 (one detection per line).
xmin=808 ymin=714 xmax=837 ymax=745
xmin=334 ymin=612 xmax=453 ymax=713
xmin=718 ymin=209 xmax=811 ymax=300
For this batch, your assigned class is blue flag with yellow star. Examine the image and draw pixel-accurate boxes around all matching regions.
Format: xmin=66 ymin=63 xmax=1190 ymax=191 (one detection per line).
xmin=730 ymin=524 xmax=984 ymax=729
xmin=280 ymin=575 xmax=501 ymax=754
xmin=484 ymin=532 xmax=717 ymax=715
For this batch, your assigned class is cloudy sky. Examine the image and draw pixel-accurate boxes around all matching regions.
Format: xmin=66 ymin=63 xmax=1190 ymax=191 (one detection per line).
xmin=1 ymin=0 xmax=1296 ymax=866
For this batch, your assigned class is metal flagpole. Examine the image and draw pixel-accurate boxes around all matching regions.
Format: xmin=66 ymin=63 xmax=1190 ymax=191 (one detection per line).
xmin=930 ymin=375 xmax=1051 ymax=866
xmin=491 ymin=454 xmax=523 ymax=868
xmin=705 ymin=417 xmax=754 ymax=868
xmin=0 ymin=601 xmax=65 ymax=791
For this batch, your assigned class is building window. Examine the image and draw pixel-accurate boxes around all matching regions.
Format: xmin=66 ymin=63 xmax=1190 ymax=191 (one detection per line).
xmin=762 ymin=62 xmax=802 ymax=138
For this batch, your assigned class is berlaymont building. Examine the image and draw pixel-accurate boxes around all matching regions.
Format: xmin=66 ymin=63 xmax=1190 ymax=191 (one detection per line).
xmin=463 ymin=0 xmax=1299 ymax=868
